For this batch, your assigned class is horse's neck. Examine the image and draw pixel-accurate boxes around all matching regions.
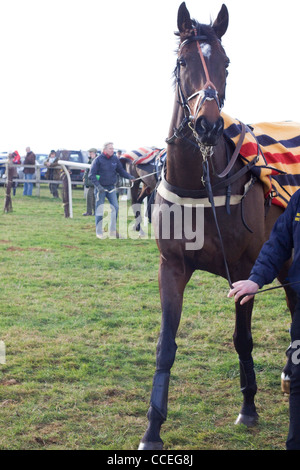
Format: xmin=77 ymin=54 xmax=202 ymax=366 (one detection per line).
xmin=166 ymin=138 xmax=226 ymax=191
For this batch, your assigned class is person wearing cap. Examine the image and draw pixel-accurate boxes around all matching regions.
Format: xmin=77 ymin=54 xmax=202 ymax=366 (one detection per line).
xmin=82 ymin=148 xmax=97 ymax=216
xmin=23 ymin=147 xmax=36 ymax=196
xmin=228 ymin=188 xmax=300 ymax=450
xmin=89 ymin=142 xmax=135 ymax=238
xmin=44 ymin=150 xmax=60 ymax=198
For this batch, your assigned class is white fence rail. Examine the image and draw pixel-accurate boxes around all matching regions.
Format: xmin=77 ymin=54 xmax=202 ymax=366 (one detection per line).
xmin=1 ymin=160 xmax=88 ymax=191
xmin=1 ymin=160 xmax=89 ymax=218
xmin=2 ymin=160 xmax=133 ymax=219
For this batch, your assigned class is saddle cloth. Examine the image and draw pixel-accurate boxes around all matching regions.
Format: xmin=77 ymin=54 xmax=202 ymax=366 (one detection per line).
xmin=222 ymin=112 xmax=300 ymax=208
xmin=122 ymin=147 xmax=161 ymax=165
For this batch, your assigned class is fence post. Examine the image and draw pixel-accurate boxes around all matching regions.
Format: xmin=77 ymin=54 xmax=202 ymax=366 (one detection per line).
xmin=36 ymin=165 xmax=41 ymax=197
xmin=60 ymin=163 xmax=73 ymax=218
xmin=4 ymin=161 xmax=13 ymax=213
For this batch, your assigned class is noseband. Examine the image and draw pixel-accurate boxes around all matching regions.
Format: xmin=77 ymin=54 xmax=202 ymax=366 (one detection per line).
xmin=166 ymin=30 xmax=222 ymax=146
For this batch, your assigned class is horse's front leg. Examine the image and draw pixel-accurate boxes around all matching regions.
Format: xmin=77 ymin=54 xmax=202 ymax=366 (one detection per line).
xmin=139 ymin=258 xmax=193 ymax=450
xmin=233 ymin=298 xmax=259 ymax=427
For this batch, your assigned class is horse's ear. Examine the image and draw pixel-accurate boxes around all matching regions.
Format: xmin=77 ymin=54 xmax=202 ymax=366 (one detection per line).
xmin=212 ymin=4 xmax=229 ymax=39
xmin=177 ymin=2 xmax=193 ymax=34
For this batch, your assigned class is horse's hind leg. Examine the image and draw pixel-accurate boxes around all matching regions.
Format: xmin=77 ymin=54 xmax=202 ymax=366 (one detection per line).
xmin=132 ymin=202 xmax=143 ymax=234
xmin=139 ymin=260 xmax=193 ymax=450
xmin=233 ymin=298 xmax=259 ymax=427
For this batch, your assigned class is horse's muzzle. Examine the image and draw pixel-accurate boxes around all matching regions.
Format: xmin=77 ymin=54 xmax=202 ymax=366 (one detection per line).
xmin=195 ymin=116 xmax=224 ymax=146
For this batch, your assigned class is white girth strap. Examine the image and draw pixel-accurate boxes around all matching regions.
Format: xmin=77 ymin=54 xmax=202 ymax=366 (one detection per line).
xmin=157 ymin=180 xmax=251 ymax=207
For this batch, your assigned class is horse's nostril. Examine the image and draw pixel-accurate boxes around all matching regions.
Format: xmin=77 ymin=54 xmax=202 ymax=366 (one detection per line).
xmin=196 ymin=117 xmax=224 ymax=133
xmin=195 ymin=116 xmax=214 ymax=136
xmin=197 ymin=117 xmax=209 ymax=133
xmin=195 ymin=116 xmax=224 ymax=145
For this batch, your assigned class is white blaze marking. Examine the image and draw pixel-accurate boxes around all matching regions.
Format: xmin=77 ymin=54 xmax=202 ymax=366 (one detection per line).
xmin=200 ymin=43 xmax=211 ymax=59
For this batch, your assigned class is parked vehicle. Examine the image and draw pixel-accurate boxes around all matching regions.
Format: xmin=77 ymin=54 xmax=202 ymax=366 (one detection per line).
xmin=0 ymin=152 xmax=8 ymax=182
xmin=35 ymin=154 xmax=48 ymax=179
xmin=56 ymin=150 xmax=89 ymax=184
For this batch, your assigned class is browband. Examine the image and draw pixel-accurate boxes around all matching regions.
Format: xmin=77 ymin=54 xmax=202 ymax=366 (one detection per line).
xmin=179 ymin=35 xmax=208 ymax=52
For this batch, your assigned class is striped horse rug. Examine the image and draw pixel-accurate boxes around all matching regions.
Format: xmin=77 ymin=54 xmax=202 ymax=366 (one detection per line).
xmin=121 ymin=147 xmax=161 ymax=165
xmin=222 ymin=112 xmax=300 ymax=208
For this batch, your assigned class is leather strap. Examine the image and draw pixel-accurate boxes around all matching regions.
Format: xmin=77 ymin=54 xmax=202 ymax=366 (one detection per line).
xmin=216 ymin=122 xmax=246 ymax=178
xmin=161 ymin=155 xmax=258 ymax=199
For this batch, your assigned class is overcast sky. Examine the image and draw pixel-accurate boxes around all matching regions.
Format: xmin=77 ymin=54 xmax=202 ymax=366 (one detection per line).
xmin=1 ymin=0 xmax=299 ymax=154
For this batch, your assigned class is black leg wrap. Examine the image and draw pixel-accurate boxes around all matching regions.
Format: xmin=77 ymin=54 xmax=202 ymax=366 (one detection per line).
xmin=148 ymin=371 xmax=170 ymax=423
xmin=239 ymin=358 xmax=256 ymax=392
xmin=239 ymin=357 xmax=257 ymax=415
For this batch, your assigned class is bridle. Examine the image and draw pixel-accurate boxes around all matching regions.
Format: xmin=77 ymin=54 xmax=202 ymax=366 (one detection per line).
xmin=166 ymin=29 xmax=223 ymax=146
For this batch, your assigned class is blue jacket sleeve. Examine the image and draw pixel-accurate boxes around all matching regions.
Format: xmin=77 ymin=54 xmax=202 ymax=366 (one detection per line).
xmin=249 ymin=196 xmax=295 ymax=288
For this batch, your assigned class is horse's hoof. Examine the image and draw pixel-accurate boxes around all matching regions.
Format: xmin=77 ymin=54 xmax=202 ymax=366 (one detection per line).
xmin=138 ymin=441 xmax=164 ymax=450
xmin=281 ymin=372 xmax=290 ymax=395
xmin=235 ymin=413 xmax=259 ymax=428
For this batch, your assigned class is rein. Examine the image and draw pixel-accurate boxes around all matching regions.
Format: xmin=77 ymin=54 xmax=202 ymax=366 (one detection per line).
xmin=244 ymin=281 xmax=300 ymax=297
xmin=101 ymin=170 xmax=160 ymax=194
xmin=202 ymin=157 xmax=234 ymax=288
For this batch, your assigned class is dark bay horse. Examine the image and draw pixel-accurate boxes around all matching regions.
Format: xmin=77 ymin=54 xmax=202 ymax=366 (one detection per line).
xmin=138 ymin=2 xmax=297 ymax=450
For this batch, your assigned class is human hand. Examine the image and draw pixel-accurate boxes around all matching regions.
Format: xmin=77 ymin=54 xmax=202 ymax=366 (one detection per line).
xmin=227 ymin=280 xmax=259 ymax=305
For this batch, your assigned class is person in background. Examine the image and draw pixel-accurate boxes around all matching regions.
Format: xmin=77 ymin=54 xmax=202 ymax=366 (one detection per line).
xmin=44 ymin=150 xmax=60 ymax=198
xmin=23 ymin=147 xmax=36 ymax=196
xmin=116 ymin=149 xmax=127 ymax=198
xmin=82 ymin=148 xmax=97 ymax=216
xmin=89 ymin=142 xmax=135 ymax=238
xmin=12 ymin=150 xmax=21 ymax=165
xmin=228 ymin=188 xmax=300 ymax=450
xmin=7 ymin=152 xmax=19 ymax=197
xmin=12 ymin=151 xmax=21 ymax=195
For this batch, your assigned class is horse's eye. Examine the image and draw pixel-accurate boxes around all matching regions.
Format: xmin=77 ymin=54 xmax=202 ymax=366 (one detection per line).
xmin=178 ymin=57 xmax=186 ymax=67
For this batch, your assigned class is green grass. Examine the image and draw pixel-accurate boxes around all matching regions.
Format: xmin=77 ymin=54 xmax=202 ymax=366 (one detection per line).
xmin=0 ymin=184 xmax=291 ymax=450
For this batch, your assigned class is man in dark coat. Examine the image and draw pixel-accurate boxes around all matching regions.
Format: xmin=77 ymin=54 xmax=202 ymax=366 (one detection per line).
xmin=23 ymin=147 xmax=36 ymax=196
xmin=89 ymin=142 xmax=134 ymax=238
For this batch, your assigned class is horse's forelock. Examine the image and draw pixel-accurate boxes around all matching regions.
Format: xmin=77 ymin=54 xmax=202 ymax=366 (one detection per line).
xmin=175 ymin=20 xmax=219 ymax=46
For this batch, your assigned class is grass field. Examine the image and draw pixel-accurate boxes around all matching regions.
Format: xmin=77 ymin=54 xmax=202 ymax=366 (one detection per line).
xmin=0 ymin=184 xmax=292 ymax=450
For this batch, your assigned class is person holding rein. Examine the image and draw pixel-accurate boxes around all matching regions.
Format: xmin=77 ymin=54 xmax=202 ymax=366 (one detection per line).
xmin=228 ymin=188 xmax=300 ymax=450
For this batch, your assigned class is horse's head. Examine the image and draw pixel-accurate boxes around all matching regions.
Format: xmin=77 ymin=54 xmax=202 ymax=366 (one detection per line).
xmin=175 ymin=2 xmax=229 ymax=147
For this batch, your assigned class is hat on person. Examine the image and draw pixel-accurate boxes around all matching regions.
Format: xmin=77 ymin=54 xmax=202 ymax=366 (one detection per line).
xmin=88 ymin=148 xmax=97 ymax=153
